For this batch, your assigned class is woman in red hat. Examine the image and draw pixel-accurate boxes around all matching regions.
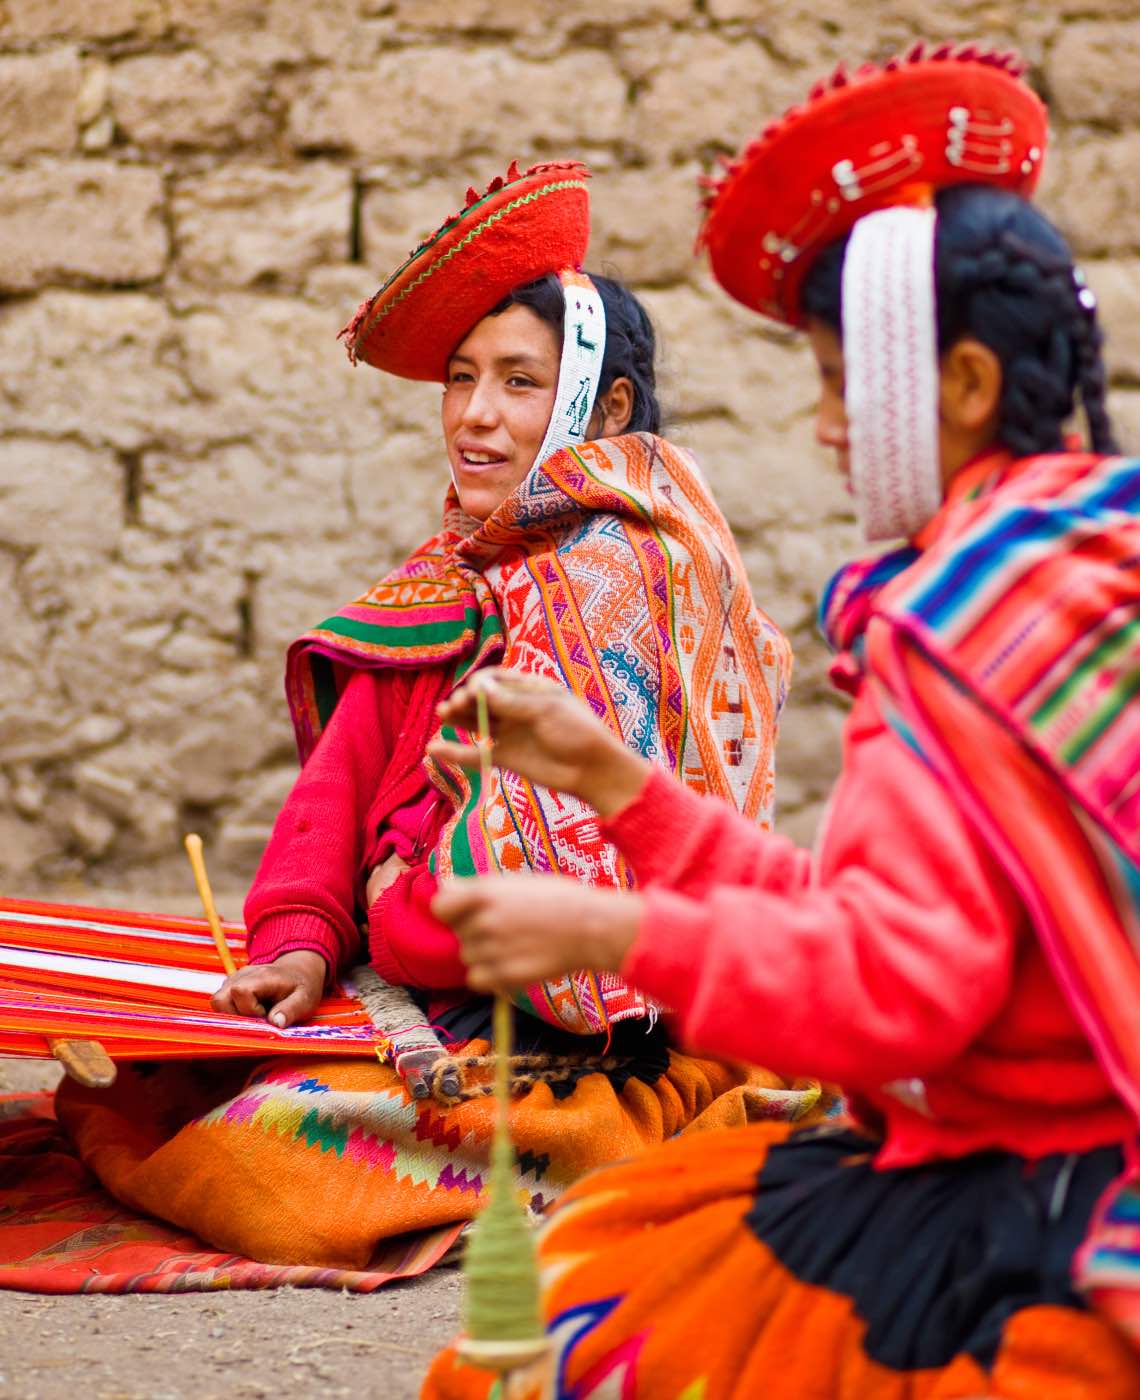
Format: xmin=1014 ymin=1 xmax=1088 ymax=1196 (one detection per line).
xmin=54 ymin=163 xmax=808 ymax=1274
xmin=422 ymin=49 xmax=1140 ymax=1400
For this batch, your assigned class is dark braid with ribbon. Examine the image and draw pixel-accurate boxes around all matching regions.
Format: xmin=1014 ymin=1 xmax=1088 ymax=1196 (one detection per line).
xmin=802 ymin=183 xmax=1119 ymax=457
xmin=935 ymin=185 xmax=1118 ymax=456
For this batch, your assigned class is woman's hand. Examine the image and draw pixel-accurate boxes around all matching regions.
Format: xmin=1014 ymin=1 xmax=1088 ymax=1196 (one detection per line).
xmin=366 ymin=852 xmax=410 ymax=907
xmin=210 ymin=949 xmax=327 ymax=1029
xmin=432 ymin=873 xmax=643 ymax=994
xmin=430 ymin=669 xmax=650 ymax=819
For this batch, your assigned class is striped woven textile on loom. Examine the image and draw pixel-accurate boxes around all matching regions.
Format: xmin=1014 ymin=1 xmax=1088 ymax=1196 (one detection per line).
xmin=0 ymin=898 xmax=378 ymax=1060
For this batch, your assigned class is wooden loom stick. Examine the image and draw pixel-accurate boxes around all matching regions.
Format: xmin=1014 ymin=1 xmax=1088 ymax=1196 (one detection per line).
xmin=46 ymin=830 xmax=231 ymax=1089
xmin=49 ymin=1037 xmax=117 ymax=1088
xmin=456 ymin=689 xmax=548 ymax=1374
xmin=186 ymin=830 xmax=454 ymax=1093
xmin=183 ymin=833 xmax=238 ymax=977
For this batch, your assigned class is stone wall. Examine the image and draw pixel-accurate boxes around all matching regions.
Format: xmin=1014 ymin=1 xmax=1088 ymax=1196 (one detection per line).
xmin=2 ymin=0 xmax=1138 ymax=896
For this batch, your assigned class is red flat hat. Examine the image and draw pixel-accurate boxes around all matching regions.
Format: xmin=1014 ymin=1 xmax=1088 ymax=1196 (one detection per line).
xmin=339 ymin=160 xmax=591 ymax=381
xmin=699 ymin=43 xmax=1048 ymax=327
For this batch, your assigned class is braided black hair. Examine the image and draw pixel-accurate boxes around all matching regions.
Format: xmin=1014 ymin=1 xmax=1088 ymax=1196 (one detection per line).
xmin=489 ymin=272 xmax=662 ymax=435
xmin=801 ymin=184 xmax=1118 ymax=457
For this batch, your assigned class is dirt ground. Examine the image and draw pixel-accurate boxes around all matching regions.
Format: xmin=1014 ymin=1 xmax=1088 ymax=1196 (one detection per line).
xmin=0 ymin=885 xmax=466 ymax=1400
xmin=0 ymin=1272 xmax=462 ymax=1400
xmin=0 ymin=1058 xmax=462 ymax=1400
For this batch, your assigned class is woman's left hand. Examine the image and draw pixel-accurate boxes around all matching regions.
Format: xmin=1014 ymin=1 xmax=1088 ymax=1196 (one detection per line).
xmin=432 ymin=873 xmax=644 ymax=994
xmin=366 ymin=852 xmax=409 ymax=908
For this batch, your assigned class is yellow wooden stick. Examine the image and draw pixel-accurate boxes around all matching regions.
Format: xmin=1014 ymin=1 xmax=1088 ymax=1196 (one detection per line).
xmin=184 ymin=832 xmax=238 ymax=977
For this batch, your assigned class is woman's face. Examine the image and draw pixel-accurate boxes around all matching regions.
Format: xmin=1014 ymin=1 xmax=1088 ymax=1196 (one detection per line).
xmin=441 ymin=304 xmax=561 ymax=521
xmin=805 ymin=317 xmax=852 ymax=491
xmin=806 ymin=315 xmax=1004 ymax=494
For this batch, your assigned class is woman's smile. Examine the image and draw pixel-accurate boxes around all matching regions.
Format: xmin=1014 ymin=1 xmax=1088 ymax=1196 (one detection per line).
xmin=454 ymin=439 xmax=511 ymax=473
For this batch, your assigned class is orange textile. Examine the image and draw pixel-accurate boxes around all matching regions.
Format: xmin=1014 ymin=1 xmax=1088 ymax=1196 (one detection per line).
xmin=53 ymin=1049 xmax=811 ymax=1273
xmin=422 ymin=1123 xmax=1140 ymax=1400
xmin=0 ymin=1093 xmax=457 ymax=1294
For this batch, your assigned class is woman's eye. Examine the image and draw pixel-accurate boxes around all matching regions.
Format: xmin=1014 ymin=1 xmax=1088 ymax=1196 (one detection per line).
xmin=507 ymin=375 xmax=537 ymax=388
xmin=447 ymin=370 xmax=474 ymax=385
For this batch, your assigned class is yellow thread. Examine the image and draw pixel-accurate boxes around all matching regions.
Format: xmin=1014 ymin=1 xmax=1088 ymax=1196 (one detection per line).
xmin=459 ymin=690 xmax=546 ymax=1359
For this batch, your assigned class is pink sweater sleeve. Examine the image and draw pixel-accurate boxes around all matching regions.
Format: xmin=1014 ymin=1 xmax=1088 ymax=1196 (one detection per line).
xmin=612 ymin=693 xmax=1022 ymax=1090
xmin=364 ymin=789 xmax=468 ymax=991
xmin=244 ymin=669 xmax=389 ymax=978
xmin=602 ymin=764 xmax=811 ymax=895
xmin=367 ymin=867 xmax=468 ymax=991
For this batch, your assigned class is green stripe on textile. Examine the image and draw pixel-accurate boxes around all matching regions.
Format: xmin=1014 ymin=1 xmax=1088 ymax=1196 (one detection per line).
xmin=433 ymin=728 xmax=466 ymax=802
xmin=448 ymin=754 xmax=481 ymax=878
xmin=316 ymin=613 xmax=476 ymax=649
xmin=1061 ymin=666 xmax=1140 ymax=765
xmin=453 ymin=614 xmax=505 ymax=684
xmin=510 ymin=989 xmax=542 ymax=1020
xmin=569 ymin=446 xmax=652 ymax=519
xmin=1032 ymin=614 xmax=1140 ymax=730
xmin=570 ymin=443 xmax=692 ymax=764
xmin=648 ymin=525 xmax=689 ymax=764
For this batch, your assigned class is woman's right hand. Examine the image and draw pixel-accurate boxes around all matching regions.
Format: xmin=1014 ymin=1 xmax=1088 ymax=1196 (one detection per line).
xmin=210 ymin=949 xmax=327 ymax=1029
xmin=429 ymin=669 xmax=651 ymax=819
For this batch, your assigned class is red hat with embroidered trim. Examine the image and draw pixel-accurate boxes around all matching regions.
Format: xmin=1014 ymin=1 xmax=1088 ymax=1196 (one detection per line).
xmin=698 ymin=43 xmax=1048 ymax=327
xmin=339 ymin=160 xmax=591 ymax=382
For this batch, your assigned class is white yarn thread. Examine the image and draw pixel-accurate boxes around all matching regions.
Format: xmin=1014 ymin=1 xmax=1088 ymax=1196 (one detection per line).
xmin=842 ymin=206 xmax=943 ymax=541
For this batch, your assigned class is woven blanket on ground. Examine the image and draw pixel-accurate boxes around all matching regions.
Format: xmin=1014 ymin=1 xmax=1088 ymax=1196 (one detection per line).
xmin=48 ymin=1049 xmax=817 ymax=1277
xmin=423 ymin=1123 xmax=1140 ymax=1400
xmin=0 ymin=1092 xmax=459 ymax=1293
xmin=0 ymin=898 xmax=379 ymax=1062
xmin=288 ymin=431 xmax=790 ymax=1035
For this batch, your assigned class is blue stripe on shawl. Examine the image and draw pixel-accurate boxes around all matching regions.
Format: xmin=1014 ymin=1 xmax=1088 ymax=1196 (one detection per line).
xmin=880 ymin=704 xmax=938 ymax=774
xmin=907 ymin=459 xmax=1140 ymax=630
xmin=817 ymin=548 xmax=916 ymax=644
xmin=909 ymin=508 xmax=1075 ymax=627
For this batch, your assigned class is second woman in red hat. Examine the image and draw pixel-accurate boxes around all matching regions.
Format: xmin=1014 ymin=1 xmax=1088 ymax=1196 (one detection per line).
xmin=423 ymin=49 xmax=1140 ymax=1400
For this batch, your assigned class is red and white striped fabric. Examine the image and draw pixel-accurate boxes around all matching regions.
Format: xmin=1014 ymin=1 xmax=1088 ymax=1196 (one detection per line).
xmin=0 ymin=898 xmax=377 ymax=1060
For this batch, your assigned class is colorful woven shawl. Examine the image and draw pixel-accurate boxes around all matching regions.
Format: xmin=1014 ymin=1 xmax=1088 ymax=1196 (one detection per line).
xmin=288 ymin=431 xmax=790 ymax=1036
xmin=821 ymin=447 xmax=1140 ymax=1342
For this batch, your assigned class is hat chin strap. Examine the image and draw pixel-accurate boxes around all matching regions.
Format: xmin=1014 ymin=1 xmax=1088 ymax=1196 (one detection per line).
xmin=534 ymin=269 xmax=607 ymax=469
xmin=841 ymin=206 xmax=943 ymax=542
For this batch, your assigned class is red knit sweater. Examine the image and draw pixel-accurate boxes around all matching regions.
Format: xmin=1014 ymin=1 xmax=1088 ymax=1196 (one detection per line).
xmin=244 ymin=667 xmax=467 ymax=995
xmin=609 ymin=686 xmax=1132 ymax=1168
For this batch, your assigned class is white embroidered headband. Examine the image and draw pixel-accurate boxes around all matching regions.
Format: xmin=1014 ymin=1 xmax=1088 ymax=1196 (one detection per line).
xmin=841 ymin=205 xmax=943 ymax=542
xmin=534 ymin=269 xmax=607 ymax=469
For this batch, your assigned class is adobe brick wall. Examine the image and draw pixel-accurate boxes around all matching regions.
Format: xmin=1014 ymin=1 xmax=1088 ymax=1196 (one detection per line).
xmin=1 ymin=0 xmax=1136 ymax=894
